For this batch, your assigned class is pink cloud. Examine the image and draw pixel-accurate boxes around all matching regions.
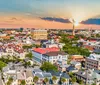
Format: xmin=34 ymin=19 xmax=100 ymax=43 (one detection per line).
xmin=0 ymin=16 xmax=100 ymax=29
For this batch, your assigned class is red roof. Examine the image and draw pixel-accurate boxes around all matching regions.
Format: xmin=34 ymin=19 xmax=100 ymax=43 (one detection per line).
xmin=67 ymin=36 xmax=74 ymax=39
xmin=33 ymin=47 xmax=60 ymax=54
xmin=89 ymin=39 xmax=96 ymax=42
xmin=84 ymin=45 xmax=94 ymax=51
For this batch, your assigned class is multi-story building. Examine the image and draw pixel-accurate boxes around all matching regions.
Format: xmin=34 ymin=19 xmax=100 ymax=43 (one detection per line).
xmin=32 ymin=47 xmax=60 ymax=63
xmin=42 ymin=51 xmax=68 ymax=64
xmin=31 ymin=29 xmax=48 ymax=40
xmin=86 ymin=54 xmax=100 ymax=70
xmin=71 ymin=55 xmax=85 ymax=62
xmin=75 ymin=69 xmax=100 ymax=85
xmin=42 ymin=39 xmax=65 ymax=49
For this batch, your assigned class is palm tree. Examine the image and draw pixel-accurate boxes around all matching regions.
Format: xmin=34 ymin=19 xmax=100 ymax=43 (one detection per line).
xmin=33 ymin=76 xmax=39 ymax=84
xmin=44 ymin=77 xmax=49 ymax=85
xmin=52 ymin=76 xmax=57 ymax=84
xmin=61 ymin=77 xmax=66 ymax=85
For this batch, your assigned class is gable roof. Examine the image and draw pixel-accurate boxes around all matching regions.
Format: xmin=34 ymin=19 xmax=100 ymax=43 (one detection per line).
xmin=75 ymin=70 xmax=92 ymax=80
xmin=61 ymin=72 xmax=70 ymax=79
xmin=33 ymin=47 xmax=60 ymax=54
xmin=43 ymin=51 xmax=67 ymax=56
xmin=25 ymin=70 xmax=33 ymax=78
xmin=67 ymin=66 xmax=77 ymax=72
xmin=42 ymin=72 xmax=52 ymax=78
xmin=33 ymin=69 xmax=42 ymax=73
xmin=49 ymin=71 xmax=70 ymax=79
xmin=35 ymin=73 xmax=44 ymax=78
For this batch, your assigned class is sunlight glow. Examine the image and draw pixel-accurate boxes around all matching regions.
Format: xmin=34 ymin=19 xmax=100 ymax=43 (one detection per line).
xmin=69 ymin=18 xmax=79 ymax=26
xmin=74 ymin=21 xmax=79 ymax=26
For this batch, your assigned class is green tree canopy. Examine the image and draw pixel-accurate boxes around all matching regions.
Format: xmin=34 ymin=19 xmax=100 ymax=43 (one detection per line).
xmin=25 ymin=52 xmax=33 ymax=59
xmin=61 ymin=77 xmax=66 ymax=83
xmin=33 ymin=76 xmax=39 ymax=83
xmin=23 ymin=45 xmax=33 ymax=49
xmin=21 ymin=80 xmax=26 ymax=85
xmin=6 ymin=77 xmax=13 ymax=85
xmin=60 ymin=33 xmax=90 ymax=57
xmin=52 ymin=76 xmax=57 ymax=81
xmin=40 ymin=62 xmax=58 ymax=72
xmin=0 ymin=60 xmax=6 ymax=71
xmin=44 ymin=77 xmax=49 ymax=84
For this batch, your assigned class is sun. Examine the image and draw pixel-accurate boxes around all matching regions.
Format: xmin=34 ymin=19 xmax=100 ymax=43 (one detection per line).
xmin=74 ymin=21 xmax=79 ymax=26
xmin=69 ymin=18 xmax=80 ymax=26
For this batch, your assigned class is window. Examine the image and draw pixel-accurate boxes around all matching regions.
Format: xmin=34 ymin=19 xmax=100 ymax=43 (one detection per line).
xmin=53 ymin=60 xmax=55 ymax=62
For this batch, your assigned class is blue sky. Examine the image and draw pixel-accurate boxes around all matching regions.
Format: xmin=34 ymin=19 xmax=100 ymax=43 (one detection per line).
xmin=0 ymin=0 xmax=100 ymax=28
xmin=0 ymin=0 xmax=100 ymax=18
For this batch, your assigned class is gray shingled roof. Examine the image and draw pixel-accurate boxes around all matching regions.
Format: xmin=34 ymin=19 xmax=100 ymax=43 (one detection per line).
xmin=35 ymin=73 xmax=44 ymax=78
xmin=33 ymin=69 xmax=42 ymax=73
xmin=44 ymin=51 xmax=67 ymax=56
xmin=75 ymin=70 xmax=93 ymax=80
xmin=49 ymin=71 xmax=70 ymax=79
xmin=42 ymin=72 xmax=52 ymax=78
xmin=61 ymin=72 xmax=70 ymax=79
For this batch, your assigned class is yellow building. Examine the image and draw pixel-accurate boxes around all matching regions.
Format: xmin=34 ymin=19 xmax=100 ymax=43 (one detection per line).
xmin=31 ymin=29 xmax=48 ymax=40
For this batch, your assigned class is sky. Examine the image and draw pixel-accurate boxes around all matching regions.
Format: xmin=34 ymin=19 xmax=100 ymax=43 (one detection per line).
xmin=0 ymin=0 xmax=100 ymax=29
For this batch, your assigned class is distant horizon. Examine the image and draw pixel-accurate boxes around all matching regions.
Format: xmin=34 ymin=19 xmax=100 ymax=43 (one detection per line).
xmin=0 ymin=27 xmax=100 ymax=30
xmin=0 ymin=0 xmax=100 ymax=29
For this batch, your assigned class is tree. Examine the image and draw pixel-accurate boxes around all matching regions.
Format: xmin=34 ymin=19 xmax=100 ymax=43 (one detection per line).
xmin=10 ymin=36 xmax=14 ymax=40
xmin=44 ymin=77 xmax=49 ymax=84
xmin=25 ymin=52 xmax=33 ymax=59
xmin=0 ymin=60 xmax=6 ymax=71
xmin=23 ymin=61 xmax=31 ymax=68
xmin=23 ymin=45 xmax=33 ymax=50
xmin=60 ymin=33 xmax=90 ymax=57
xmin=40 ymin=62 xmax=58 ymax=72
xmin=69 ymin=72 xmax=74 ymax=78
xmin=96 ymin=34 xmax=100 ymax=38
xmin=77 ymin=79 xmax=84 ymax=84
xmin=92 ymin=83 xmax=96 ymax=85
xmin=61 ymin=77 xmax=66 ymax=84
xmin=6 ymin=77 xmax=13 ymax=85
xmin=6 ymin=81 xmax=11 ymax=85
xmin=33 ymin=76 xmax=39 ymax=83
xmin=52 ymin=76 xmax=57 ymax=84
xmin=21 ymin=80 xmax=26 ymax=85
xmin=69 ymin=72 xmax=76 ymax=83
xmin=71 ymin=77 xmax=76 ymax=83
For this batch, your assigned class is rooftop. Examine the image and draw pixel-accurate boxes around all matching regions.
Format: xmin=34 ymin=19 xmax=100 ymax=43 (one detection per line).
xmin=71 ymin=55 xmax=84 ymax=59
xmin=33 ymin=47 xmax=60 ymax=54
xmin=43 ymin=51 xmax=67 ymax=56
xmin=87 ymin=54 xmax=100 ymax=61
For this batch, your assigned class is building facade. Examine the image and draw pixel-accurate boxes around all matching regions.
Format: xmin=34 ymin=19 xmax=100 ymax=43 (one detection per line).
xmin=71 ymin=55 xmax=85 ymax=62
xmin=31 ymin=29 xmax=48 ymax=40
xmin=86 ymin=54 xmax=100 ymax=70
xmin=42 ymin=51 xmax=68 ymax=64
xmin=32 ymin=47 xmax=60 ymax=63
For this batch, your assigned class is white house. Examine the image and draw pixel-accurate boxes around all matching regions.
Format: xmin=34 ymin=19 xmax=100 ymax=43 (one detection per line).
xmin=42 ymin=51 xmax=68 ymax=64
xmin=32 ymin=47 xmax=60 ymax=63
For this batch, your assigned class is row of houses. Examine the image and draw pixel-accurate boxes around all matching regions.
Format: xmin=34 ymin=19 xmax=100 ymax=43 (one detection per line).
xmin=2 ymin=64 xmax=70 ymax=85
xmin=0 ymin=43 xmax=27 ymax=59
